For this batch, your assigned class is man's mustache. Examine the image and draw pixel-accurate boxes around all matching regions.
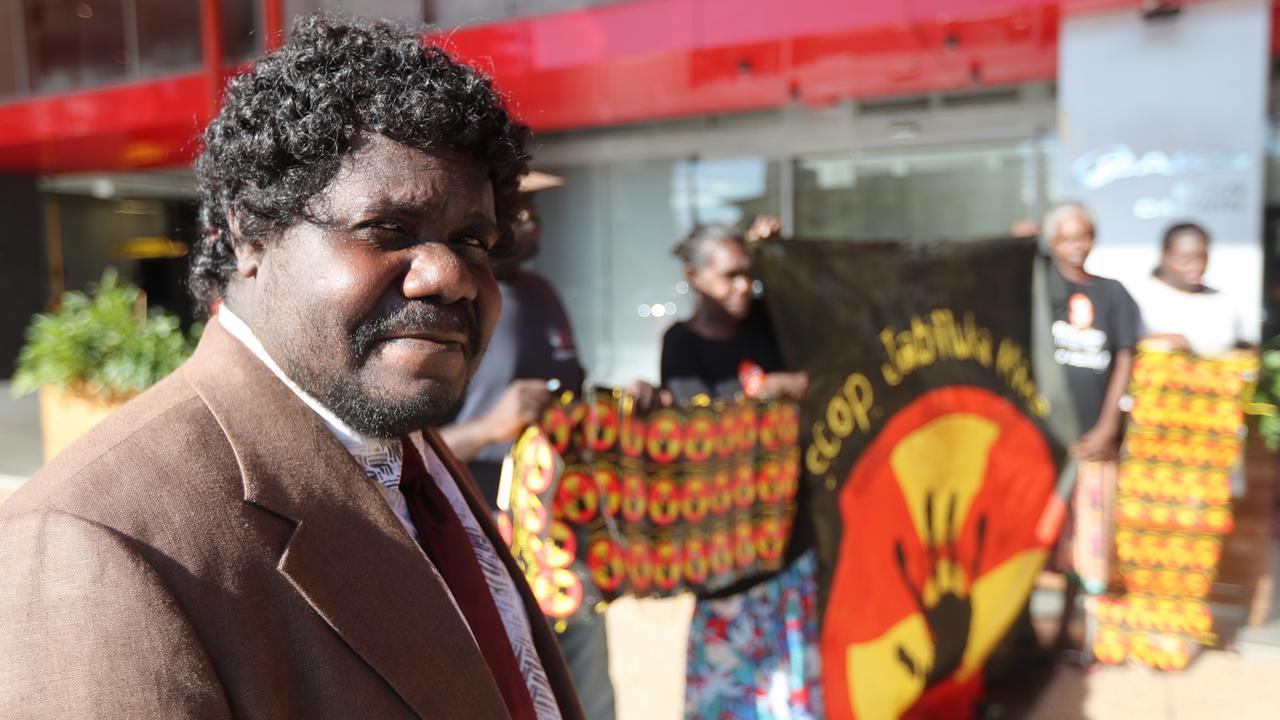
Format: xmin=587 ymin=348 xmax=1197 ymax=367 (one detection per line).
xmin=350 ymin=301 xmax=481 ymax=360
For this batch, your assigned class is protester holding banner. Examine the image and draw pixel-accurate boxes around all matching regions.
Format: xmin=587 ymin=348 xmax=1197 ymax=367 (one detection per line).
xmin=1045 ymin=202 xmax=1139 ymax=462
xmin=1130 ymin=222 xmax=1249 ymax=355
xmin=1043 ymin=201 xmax=1141 ymax=651
xmin=661 ymin=221 xmax=822 ymax=720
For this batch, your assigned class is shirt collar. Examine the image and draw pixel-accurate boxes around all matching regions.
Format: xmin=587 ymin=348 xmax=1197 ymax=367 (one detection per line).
xmin=217 ymin=304 xmax=404 ymax=488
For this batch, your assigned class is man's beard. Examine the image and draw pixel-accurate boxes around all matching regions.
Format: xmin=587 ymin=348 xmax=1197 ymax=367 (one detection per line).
xmin=282 ymin=301 xmax=484 ymax=439
xmin=314 ymin=374 xmax=470 ymax=439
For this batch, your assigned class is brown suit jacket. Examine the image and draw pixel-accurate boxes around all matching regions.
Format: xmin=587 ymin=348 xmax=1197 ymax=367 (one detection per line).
xmin=0 ymin=319 xmax=585 ymax=720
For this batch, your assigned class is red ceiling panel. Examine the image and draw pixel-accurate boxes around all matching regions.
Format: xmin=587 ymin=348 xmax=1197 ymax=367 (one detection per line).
xmin=0 ymin=0 xmax=1250 ymax=174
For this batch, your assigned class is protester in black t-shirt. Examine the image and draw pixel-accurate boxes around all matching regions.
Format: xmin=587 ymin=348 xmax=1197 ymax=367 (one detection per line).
xmin=660 ymin=301 xmax=786 ymax=401
xmin=661 ymin=220 xmax=807 ymax=404
xmin=1040 ymin=202 xmax=1139 ymax=656
xmin=1044 ymin=202 xmax=1139 ymax=459
xmin=660 ymin=220 xmax=821 ymax=719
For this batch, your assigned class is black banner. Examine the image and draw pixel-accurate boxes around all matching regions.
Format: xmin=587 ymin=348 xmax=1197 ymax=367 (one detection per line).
xmin=755 ymin=238 xmax=1064 ymax=719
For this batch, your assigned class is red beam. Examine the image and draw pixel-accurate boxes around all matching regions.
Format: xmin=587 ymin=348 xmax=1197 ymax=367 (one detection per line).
xmin=200 ymin=0 xmax=224 ymax=119
xmin=434 ymin=0 xmax=1061 ymax=131
xmin=265 ymin=0 xmax=286 ymax=52
xmin=0 ymin=76 xmax=208 ymax=173
xmin=0 ymin=0 xmax=1271 ymax=175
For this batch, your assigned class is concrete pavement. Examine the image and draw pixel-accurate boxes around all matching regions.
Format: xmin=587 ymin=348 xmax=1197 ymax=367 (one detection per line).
xmin=605 ymin=595 xmax=1280 ymax=720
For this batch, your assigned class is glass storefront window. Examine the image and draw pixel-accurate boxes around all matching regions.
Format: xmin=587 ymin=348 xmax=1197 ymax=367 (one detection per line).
xmin=49 ymin=193 xmax=199 ymax=327
xmin=533 ymin=160 xmax=694 ymax=387
xmin=1261 ymin=120 xmax=1280 ymax=339
xmin=14 ymin=0 xmax=256 ymax=95
xmin=0 ymin=1 xmax=21 ymax=96
xmin=0 ymin=2 xmax=19 ymax=96
xmin=132 ymin=0 xmax=257 ymax=77
xmin=136 ymin=0 xmax=199 ymax=73
xmin=532 ymin=156 xmax=780 ymax=387
xmin=220 ymin=0 xmax=257 ymax=62
xmin=531 ymin=144 xmax=1049 ymax=387
xmin=794 ymin=142 xmax=1047 ymax=242
xmin=24 ymin=0 xmax=129 ymax=93
xmin=675 ymin=156 xmax=781 ymax=230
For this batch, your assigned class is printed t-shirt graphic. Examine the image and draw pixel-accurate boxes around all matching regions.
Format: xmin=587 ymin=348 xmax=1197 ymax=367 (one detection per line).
xmin=1049 ymin=272 xmax=1139 ymax=429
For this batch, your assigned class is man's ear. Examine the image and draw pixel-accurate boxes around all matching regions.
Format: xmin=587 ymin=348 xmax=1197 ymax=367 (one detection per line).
xmin=228 ymin=209 xmax=262 ymax=278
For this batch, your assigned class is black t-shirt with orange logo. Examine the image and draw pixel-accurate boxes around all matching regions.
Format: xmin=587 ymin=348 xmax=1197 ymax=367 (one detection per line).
xmin=659 ymin=300 xmax=786 ymax=404
xmin=1049 ymin=267 xmax=1139 ymax=431
xmin=660 ymin=300 xmax=813 ymax=598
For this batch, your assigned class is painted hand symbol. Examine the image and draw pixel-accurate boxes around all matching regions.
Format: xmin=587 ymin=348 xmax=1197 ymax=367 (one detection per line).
xmin=894 ymin=490 xmax=988 ymax=690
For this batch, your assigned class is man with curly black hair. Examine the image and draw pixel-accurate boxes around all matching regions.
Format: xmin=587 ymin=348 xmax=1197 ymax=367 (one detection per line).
xmin=0 ymin=15 xmax=585 ymax=720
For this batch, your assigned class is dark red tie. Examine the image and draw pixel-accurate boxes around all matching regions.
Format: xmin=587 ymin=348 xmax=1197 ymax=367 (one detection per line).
xmin=399 ymin=438 xmax=537 ymax=720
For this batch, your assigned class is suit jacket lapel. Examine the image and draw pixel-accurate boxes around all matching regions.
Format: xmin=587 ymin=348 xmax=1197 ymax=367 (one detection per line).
xmin=421 ymin=431 xmax=586 ymax=720
xmin=184 ymin=319 xmax=508 ymax=720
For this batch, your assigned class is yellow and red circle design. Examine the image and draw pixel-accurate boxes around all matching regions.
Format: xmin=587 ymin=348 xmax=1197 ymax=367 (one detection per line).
xmin=683 ymin=536 xmax=710 ymax=587
xmin=732 ymin=461 xmax=756 ymax=509
xmin=758 ymin=403 xmax=782 ymax=450
xmin=733 ymin=519 xmax=757 ymax=570
xmin=821 ymin=386 xmax=1055 ymax=720
xmin=554 ymin=467 xmax=600 ymax=525
xmin=684 ymin=409 xmax=718 ymax=463
xmin=621 ymin=472 xmax=648 ymax=524
xmin=514 ymin=431 xmax=557 ymax=495
xmin=589 ymin=394 xmax=620 ymax=452
xmin=755 ymin=515 xmax=788 ymax=563
xmin=709 ymin=528 xmax=734 ymax=576
xmin=620 ymin=415 xmax=647 ymax=458
xmin=545 ymin=520 xmax=578 ymax=569
xmin=646 ymin=410 xmax=686 ymax=464
xmin=755 ymin=459 xmax=782 ymax=504
xmin=532 ymin=567 xmax=583 ymax=619
xmin=540 ymin=404 xmax=574 ymax=455
xmin=587 ymin=534 xmax=627 ymax=594
xmin=681 ymin=473 xmax=711 ymax=523
xmin=709 ymin=468 xmax=734 ymax=516
xmin=652 ymin=538 xmax=683 ymax=592
xmin=716 ymin=411 xmax=739 ymax=458
xmin=647 ymin=474 xmax=681 ymax=526
xmin=626 ymin=536 xmax=654 ymax=592
xmin=595 ymin=466 xmax=622 ymax=519
xmin=736 ymin=403 xmax=758 ymax=452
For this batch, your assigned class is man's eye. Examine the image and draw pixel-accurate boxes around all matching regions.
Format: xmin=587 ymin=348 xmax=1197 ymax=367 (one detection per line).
xmin=369 ymin=220 xmax=406 ymax=233
xmin=353 ymin=218 xmax=405 ymax=233
xmin=354 ymin=220 xmax=414 ymax=246
xmin=456 ymin=234 xmax=493 ymax=252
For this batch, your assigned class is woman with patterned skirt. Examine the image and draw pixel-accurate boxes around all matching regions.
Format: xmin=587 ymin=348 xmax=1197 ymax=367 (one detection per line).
xmin=661 ymin=222 xmax=822 ymax=720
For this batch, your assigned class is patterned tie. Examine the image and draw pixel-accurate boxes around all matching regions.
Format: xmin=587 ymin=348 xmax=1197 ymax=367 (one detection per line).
xmin=399 ymin=438 xmax=537 ymax=720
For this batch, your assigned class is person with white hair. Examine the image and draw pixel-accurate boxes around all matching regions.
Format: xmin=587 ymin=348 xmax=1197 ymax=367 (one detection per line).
xmin=1043 ymin=202 xmax=1139 ymax=462
xmin=1041 ymin=201 xmax=1140 ymax=653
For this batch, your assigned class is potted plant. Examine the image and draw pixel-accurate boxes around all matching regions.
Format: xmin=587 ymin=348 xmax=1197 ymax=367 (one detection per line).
xmin=1251 ymin=342 xmax=1280 ymax=450
xmin=12 ymin=269 xmax=200 ymax=461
